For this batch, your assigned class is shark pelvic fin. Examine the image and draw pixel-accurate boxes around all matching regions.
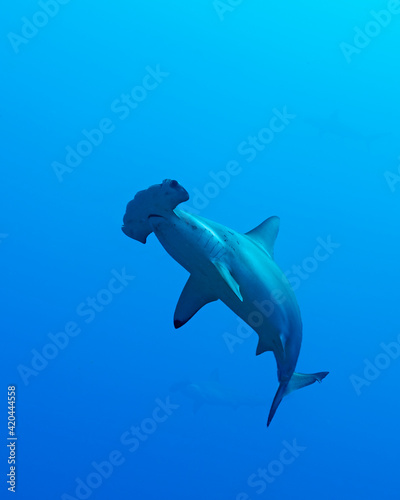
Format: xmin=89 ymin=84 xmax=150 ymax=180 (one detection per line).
xmin=174 ymin=275 xmax=218 ymax=329
xmin=246 ymin=216 xmax=280 ymax=259
xmin=267 ymin=371 xmax=329 ymax=427
xmin=212 ymin=260 xmax=243 ymax=302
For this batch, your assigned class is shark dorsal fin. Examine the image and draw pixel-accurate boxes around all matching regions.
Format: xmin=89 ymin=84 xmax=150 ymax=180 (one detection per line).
xmin=245 ymin=216 xmax=280 ymax=259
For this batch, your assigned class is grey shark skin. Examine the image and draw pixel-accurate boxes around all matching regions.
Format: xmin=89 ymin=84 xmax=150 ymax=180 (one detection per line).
xmin=122 ymin=179 xmax=329 ymax=426
xmin=171 ymin=371 xmax=266 ymax=413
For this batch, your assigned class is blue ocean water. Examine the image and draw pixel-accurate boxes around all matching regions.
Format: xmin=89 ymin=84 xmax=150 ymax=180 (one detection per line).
xmin=2 ymin=1 xmax=400 ymax=498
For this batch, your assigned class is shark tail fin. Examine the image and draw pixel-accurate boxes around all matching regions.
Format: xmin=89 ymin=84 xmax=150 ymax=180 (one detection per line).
xmin=267 ymin=371 xmax=329 ymax=427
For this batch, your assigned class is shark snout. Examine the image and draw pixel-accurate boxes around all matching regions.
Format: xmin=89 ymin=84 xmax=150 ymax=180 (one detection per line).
xmin=121 ymin=211 xmax=133 ymax=236
xmin=121 ymin=210 xmax=141 ymax=237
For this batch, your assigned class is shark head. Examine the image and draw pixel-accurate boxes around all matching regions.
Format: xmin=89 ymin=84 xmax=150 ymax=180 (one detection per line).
xmin=122 ymin=179 xmax=189 ymax=243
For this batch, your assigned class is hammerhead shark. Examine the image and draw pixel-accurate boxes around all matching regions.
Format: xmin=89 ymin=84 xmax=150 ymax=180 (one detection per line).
xmin=122 ymin=179 xmax=328 ymax=426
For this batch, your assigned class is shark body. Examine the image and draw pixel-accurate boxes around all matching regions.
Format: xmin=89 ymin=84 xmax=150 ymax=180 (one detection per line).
xmin=122 ymin=179 xmax=328 ymax=426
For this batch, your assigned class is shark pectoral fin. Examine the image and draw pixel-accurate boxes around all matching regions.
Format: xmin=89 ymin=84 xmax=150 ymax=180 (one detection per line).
xmin=212 ymin=261 xmax=243 ymax=302
xmin=245 ymin=216 xmax=280 ymax=259
xmin=267 ymin=371 xmax=329 ymax=427
xmin=174 ymin=275 xmax=218 ymax=329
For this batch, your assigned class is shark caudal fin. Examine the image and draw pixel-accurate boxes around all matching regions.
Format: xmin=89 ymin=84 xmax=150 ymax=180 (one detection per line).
xmin=267 ymin=371 xmax=329 ymax=427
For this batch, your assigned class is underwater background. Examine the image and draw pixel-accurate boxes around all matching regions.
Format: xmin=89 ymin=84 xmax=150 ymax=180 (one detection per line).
xmin=2 ymin=1 xmax=400 ymax=499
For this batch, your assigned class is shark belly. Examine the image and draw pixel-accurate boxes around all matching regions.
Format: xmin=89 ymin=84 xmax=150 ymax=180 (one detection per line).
xmin=150 ymin=211 xmax=228 ymax=279
xmin=153 ymin=212 xmax=302 ymax=380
